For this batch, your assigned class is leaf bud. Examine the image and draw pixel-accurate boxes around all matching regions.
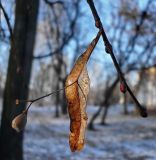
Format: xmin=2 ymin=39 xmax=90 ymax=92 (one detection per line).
xmin=120 ymin=82 xmax=127 ymax=93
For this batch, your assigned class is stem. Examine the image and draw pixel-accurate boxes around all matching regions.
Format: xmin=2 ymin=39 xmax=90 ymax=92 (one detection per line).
xmin=87 ymin=0 xmax=147 ymax=117
xmin=18 ymin=81 xmax=77 ymax=111
xmin=0 ymin=1 xmax=20 ymax=72
xmin=24 ymin=102 xmax=33 ymax=113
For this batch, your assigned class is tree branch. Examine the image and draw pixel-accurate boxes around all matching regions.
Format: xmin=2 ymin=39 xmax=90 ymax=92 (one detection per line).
xmin=44 ymin=0 xmax=64 ymax=6
xmin=34 ymin=0 xmax=80 ymax=60
xmin=0 ymin=1 xmax=13 ymax=41
xmin=17 ymin=81 xmax=77 ymax=112
xmin=87 ymin=0 xmax=147 ymax=117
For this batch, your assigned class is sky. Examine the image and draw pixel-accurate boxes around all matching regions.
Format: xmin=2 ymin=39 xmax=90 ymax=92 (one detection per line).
xmin=0 ymin=0 xmax=154 ymax=88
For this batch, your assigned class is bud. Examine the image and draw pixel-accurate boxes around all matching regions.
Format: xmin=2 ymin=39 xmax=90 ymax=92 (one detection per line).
xmin=12 ymin=111 xmax=27 ymax=132
xmin=95 ymin=20 xmax=101 ymax=28
xmin=120 ymin=82 xmax=127 ymax=93
xmin=15 ymin=99 xmax=19 ymax=105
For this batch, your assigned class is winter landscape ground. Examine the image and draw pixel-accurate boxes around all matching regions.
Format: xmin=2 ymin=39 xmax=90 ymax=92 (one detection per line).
xmin=19 ymin=104 xmax=156 ymax=160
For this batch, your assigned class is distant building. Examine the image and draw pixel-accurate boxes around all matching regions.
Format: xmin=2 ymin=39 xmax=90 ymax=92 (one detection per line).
xmin=138 ymin=67 xmax=156 ymax=109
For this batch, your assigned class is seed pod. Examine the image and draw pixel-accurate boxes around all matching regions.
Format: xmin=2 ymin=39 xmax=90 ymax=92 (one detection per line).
xmin=65 ymin=31 xmax=101 ymax=152
xmin=12 ymin=111 xmax=27 ymax=132
xmin=120 ymin=82 xmax=127 ymax=93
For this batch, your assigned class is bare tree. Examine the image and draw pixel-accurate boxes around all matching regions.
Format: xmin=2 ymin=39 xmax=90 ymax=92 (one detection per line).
xmin=32 ymin=0 xmax=81 ymax=116
xmin=88 ymin=0 xmax=156 ymax=129
xmin=0 ymin=0 xmax=39 ymax=159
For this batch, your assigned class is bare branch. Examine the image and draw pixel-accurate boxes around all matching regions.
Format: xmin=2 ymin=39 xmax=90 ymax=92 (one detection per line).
xmin=33 ymin=48 xmax=61 ymax=59
xmin=0 ymin=1 xmax=13 ymax=41
xmin=44 ymin=0 xmax=64 ymax=6
xmin=16 ymin=80 xmax=77 ymax=112
xmin=87 ymin=0 xmax=147 ymax=117
xmin=34 ymin=0 xmax=80 ymax=60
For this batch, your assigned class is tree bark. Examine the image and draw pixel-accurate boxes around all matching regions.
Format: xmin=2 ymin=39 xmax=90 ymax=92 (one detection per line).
xmin=0 ymin=0 xmax=39 ymax=160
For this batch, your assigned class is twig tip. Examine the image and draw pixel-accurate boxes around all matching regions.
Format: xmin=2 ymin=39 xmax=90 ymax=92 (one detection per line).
xmin=140 ymin=106 xmax=148 ymax=118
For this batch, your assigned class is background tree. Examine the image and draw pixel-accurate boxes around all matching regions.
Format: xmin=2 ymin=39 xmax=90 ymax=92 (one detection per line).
xmin=88 ymin=0 xmax=156 ymax=129
xmin=0 ymin=0 xmax=39 ymax=159
xmin=32 ymin=0 xmax=81 ymax=117
xmin=0 ymin=0 xmax=155 ymax=158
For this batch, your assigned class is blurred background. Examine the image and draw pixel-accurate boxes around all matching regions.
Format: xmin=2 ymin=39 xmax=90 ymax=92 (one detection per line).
xmin=0 ymin=0 xmax=156 ymax=159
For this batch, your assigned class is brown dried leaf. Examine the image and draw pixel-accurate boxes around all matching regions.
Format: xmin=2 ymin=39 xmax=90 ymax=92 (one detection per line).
xmin=66 ymin=66 xmax=90 ymax=152
xmin=77 ymin=66 xmax=90 ymax=151
xmin=65 ymin=31 xmax=101 ymax=152
xmin=12 ymin=111 xmax=27 ymax=132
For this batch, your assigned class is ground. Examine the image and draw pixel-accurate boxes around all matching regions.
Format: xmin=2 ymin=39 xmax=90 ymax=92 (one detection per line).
xmin=22 ymin=105 xmax=156 ymax=160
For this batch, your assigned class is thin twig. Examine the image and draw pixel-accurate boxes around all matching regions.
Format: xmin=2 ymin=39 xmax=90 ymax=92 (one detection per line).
xmin=87 ymin=0 xmax=147 ymax=117
xmin=17 ymin=81 xmax=77 ymax=111
xmin=44 ymin=0 xmax=63 ymax=6
xmin=0 ymin=1 xmax=20 ymax=71
xmin=34 ymin=1 xmax=80 ymax=60
xmin=0 ymin=1 xmax=13 ymax=41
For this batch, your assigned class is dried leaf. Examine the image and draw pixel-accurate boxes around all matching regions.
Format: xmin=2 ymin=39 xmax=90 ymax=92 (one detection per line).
xmin=77 ymin=66 xmax=90 ymax=151
xmin=12 ymin=111 xmax=27 ymax=132
xmin=65 ymin=31 xmax=101 ymax=152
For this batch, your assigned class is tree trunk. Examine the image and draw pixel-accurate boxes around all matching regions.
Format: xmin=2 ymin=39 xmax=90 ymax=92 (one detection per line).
xmin=55 ymin=82 xmax=60 ymax=118
xmin=53 ymin=55 xmax=62 ymax=118
xmin=100 ymin=78 xmax=119 ymax=125
xmin=123 ymin=93 xmax=128 ymax=115
xmin=53 ymin=54 xmax=67 ymax=116
xmin=61 ymin=92 xmax=67 ymax=114
xmin=88 ymin=77 xmax=119 ymax=130
xmin=60 ymin=78 xmax=67 ymax=115
xmin=0 ymin=0 xmax=39 ymax=160
xmin=100 ymin=104 xmax=109 ymax=125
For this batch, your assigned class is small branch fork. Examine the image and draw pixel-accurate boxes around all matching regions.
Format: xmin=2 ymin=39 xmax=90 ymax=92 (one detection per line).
xmin=16 ymin=81 xmax=77 ymax=112
xmin=18 ymin=79 xmax=88 ymax=113
xmin=87 ymin=0 xmax=147 ymax=117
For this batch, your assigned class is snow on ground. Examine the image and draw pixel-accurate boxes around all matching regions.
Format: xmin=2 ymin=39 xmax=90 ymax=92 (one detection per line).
xmin=23 ymin=105 xmax=156 ymax=160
